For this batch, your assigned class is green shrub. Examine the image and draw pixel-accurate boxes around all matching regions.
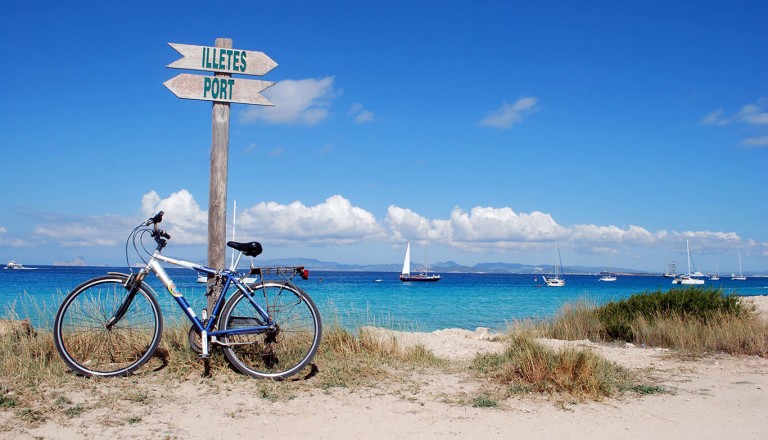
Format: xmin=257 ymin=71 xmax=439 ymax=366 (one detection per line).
xmin=597 ymin=287 xmax=747 ymax=341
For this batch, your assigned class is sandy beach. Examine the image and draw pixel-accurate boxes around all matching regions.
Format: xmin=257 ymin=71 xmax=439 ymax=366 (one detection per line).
xmin=4 ymin=296 xmax=768 ymax=439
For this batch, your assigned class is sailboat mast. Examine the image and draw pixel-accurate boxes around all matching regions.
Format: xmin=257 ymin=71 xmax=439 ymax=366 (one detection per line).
xmin=739 ymin=251 xmax=743 ymax=276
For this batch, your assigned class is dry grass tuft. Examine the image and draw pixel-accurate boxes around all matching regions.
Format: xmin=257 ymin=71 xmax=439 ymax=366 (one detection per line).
xmin=314 ymin=325 xmax=446 ymax=389
xmin=538 ymin=289 xmax=768 ymax=358
xmin=632 ymin=312 xmax=768 ymax=357
xmin=472 ymin=333 xmax=636 ymax=402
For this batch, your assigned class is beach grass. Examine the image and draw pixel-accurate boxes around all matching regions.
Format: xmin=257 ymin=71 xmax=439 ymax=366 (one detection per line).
xmin=471 ymin=333 xmax=638 ymax=402
xmin=1 ymin=287 xmax=766 ymax=420
xmin=314 ymin=324 xmax=446 ymax=389
xmin=538 ymin=287 xmax=768 ymax=357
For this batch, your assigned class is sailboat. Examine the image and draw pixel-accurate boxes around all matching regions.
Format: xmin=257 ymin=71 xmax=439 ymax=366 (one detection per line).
xmin=672 ymin=240 xmax=705 ymax=285
xmin=542 ymin=241 xmax=565 ymax=287
xmin=399 ymin=242 xmax=441 ymax=282
xmin=732 ymin=252 xmax=747 ymax=280
xmin=598 ymin=257 xmax=617 ymax=282
xmin=709 ymin=260 xmax=720 ymax=281
xmin=663 ymin=261 xmax=677 ymax=278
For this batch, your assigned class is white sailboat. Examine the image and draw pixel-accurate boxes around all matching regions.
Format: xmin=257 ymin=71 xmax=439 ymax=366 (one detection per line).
xmin=709 ymin=260 xmax=720 ymax=281
xmin=599 ymin=257 xmax=617 ymax=282
xmin=399 ymin=242 xmax=440 ymax=282
xmin=542 ymin=241 xmax=565 ymax=287
xmin=732 ymin=252 xmax=747 ymax=280
xmin=672 ymin=240 xmax=705 ymax=285
xmin=663 ymin=261 xmax=678 ymax=278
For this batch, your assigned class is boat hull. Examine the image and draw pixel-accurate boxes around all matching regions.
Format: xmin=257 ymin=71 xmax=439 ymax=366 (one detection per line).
xmin=542 ymin=276 xmax=565 ymax=287
xmin=400 ymin=274 xmax=441 ymax=282
xmin=673 ymin=276 xmax=705 ymax=285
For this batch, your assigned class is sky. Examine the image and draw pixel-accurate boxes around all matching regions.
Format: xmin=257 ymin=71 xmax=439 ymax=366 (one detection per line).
xmin=1 ymin=0 xmax=766 ymax=273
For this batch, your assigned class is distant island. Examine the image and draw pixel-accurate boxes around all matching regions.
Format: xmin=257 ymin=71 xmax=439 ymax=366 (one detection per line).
xmin=256 ymin=258 xmax=653 ymax=275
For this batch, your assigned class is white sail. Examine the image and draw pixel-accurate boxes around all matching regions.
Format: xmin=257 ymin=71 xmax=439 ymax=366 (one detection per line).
xmin=732 ymin=252 xmax=747 ymax=280
xmin=401 ymin=242 xmax=411 ymax=276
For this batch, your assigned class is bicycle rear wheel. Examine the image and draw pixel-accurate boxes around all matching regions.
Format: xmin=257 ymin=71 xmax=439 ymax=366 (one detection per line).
xmin=220 ymin=282 xmax=322 ymax=380
xmin=53 ymin=275 xmax=163 ymax=377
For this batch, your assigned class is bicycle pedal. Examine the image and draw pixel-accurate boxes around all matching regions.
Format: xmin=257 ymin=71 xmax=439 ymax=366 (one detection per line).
xmin=198 ymin=353 xmax=211 ymax=359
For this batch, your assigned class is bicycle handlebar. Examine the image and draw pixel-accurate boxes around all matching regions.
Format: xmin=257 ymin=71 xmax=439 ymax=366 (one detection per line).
xmin=142 ymin=211 xmax=171 ymax=248
xmin=146 ymin=211 xmax=164 ymax=226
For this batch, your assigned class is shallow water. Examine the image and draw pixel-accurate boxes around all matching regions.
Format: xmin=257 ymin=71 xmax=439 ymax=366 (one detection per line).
xmin=2 ymin=266 xmax=767 ymax=331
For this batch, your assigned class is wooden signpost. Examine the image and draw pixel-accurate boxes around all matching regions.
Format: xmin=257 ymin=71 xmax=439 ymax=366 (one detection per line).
xmin=164 ymin=38 xmax=277 ymax=309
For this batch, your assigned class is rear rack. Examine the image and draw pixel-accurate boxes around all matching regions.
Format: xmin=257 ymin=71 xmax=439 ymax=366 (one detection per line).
xmin=249 ymin=266 xmax=309 ymax=281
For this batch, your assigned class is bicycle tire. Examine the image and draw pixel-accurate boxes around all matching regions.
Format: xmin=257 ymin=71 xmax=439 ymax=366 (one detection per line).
xmin=53 ymin=274 xmax=163 ymax=377
xmin=219 ymin=281 xmax=322 ymax=380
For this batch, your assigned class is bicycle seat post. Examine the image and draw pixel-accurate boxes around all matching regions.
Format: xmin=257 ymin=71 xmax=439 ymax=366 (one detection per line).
xmin=229 ymin=250 xmax=244 ymax=272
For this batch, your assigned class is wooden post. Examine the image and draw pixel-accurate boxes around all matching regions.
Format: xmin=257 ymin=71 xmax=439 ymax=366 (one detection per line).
xmin=207 ymin=37 xmax=232 ymax=309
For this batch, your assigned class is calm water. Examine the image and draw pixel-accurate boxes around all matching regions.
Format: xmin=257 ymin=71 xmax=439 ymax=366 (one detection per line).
xmin=2 ymin=266 xmax=767 ymax=332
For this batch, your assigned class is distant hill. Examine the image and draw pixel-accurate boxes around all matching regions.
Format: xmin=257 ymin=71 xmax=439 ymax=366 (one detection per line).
xmin=257 ymin=258 xmax=650 ymax=274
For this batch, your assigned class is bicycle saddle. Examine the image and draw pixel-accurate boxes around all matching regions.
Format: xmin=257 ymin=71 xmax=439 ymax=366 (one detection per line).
xmin=227 ymin=241 xmax=263 ymax=257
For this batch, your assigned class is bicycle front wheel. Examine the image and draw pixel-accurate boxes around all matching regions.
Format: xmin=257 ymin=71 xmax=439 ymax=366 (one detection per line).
xmin=220 ymin=282 xmax=322 ymax=380
xmin=53 ymin=275 xmax=163 ymax=377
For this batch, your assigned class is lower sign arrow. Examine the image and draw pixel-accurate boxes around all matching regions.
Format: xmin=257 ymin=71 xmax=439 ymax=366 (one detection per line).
xmin=164 ymin=73 xmax=275 ymax=106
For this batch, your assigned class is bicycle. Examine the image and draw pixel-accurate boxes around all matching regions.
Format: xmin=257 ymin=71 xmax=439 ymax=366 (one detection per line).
xmin=52 ymin=211 xmax=322 ymax=380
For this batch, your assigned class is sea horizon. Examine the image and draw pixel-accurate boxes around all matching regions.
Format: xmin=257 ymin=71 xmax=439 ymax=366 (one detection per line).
xmin=3 ymin=267 xmax=768 ymax=333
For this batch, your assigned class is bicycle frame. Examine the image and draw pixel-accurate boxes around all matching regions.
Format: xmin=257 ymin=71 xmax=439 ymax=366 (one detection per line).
xmin=132 ymin=249 xmax=274 ymax=357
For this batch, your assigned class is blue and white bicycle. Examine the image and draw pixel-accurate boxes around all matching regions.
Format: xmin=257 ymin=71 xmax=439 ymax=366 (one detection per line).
xmin=53 ymin=211 xmax=322 ymax=380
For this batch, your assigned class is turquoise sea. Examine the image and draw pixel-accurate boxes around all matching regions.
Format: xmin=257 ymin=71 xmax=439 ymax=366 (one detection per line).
xmin=2 ymin=266 xmax=767 ymax=332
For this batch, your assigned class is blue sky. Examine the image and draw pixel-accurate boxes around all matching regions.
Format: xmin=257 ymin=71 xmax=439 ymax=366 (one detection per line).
xmin=1 ymin=1 xmax=766 ymax=273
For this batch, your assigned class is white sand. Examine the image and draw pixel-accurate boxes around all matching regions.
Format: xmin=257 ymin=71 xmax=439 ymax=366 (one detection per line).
xmin=5 ymin=296 xmax=768 ymax=439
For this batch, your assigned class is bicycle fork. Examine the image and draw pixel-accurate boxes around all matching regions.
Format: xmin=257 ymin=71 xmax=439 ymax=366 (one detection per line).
xmin=105 ymin=271 xmax=145 ymax=330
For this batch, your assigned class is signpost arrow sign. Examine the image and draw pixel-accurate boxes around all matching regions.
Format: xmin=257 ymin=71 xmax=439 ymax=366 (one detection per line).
xmin=164 ymin=73 xmax=275 ymax=106
xmin=167 ymin=43 xmax=278 ymax=76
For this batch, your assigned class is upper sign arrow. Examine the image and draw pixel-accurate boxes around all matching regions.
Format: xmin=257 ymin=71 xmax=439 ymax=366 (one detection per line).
xmin=167 ymin=43 xmax=278 ymax=76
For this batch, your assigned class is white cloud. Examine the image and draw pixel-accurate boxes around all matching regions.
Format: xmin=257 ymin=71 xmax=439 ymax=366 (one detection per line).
xmin=383 ymin=204 xmax=752 ymax=255
xmin=448 ymin=206 xmax=566 ymax=243
xmin=741 ymin=135 xmax=768 ymax=147
xmin=268 ymin=147 xmax=285 ymax=158
xmin=700 ymin=108 xmax=729 ymax=126
xmin=737 ymin=101 xmax=768 ymax=125
xmin=141 ymin=190 xmax=208 ymax=244
xmin=349 ymin=103 xmax=375 ymax=123
xmin=238 ymin=195 xmax=386 ymax=246
xmin=239 ymin=77 xmax=337 ymax=125
xmin=8 ymin=190 xmax=764 ymax=266
xmin=479 ymin=97 xmax=540 ymax=129
xmin=701 ymin=99 xmax=768 ymax=145
xmin=33 ymin=214 xmax=136 ymax=247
